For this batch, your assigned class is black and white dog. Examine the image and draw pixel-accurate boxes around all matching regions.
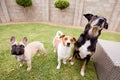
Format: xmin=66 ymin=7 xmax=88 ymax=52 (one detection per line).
xmin=69 ymin=13 xmax=108 ymax=76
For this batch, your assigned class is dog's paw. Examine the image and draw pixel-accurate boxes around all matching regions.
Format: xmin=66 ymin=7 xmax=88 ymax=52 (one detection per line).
xmin=27 ymin=67 xmax=31 ymax=71
xmin=56 ymin=66 xmax=60 ymax=69
xmin=80 ymin=71 xmax=85 ymax=76
xmin=54 ymin=50 xmax=56 ymax=53
xmin=19 ymin=64 xmax=23 ymax=67
xmin=70 ymin=62 xmax=74 ymax=65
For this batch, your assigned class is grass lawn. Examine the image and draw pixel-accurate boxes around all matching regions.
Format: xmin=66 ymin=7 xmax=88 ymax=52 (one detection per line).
xmin=0 ymin=23 xmax=120 ymax=80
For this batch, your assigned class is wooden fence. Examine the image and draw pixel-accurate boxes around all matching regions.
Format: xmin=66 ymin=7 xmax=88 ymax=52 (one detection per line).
xmin=0 ymin=0 xmax=120 ymax=32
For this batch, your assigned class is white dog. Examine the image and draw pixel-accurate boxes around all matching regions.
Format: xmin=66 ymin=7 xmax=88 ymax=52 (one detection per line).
xmin=53 ymin=31 xmax=76 ymax=69
xmin=10 ymin=36 xmax=47 ymax=71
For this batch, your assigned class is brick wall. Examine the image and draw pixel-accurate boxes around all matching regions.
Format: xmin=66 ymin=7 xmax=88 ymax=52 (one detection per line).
xmin=0 ymin=0 xmax=120 ymax=32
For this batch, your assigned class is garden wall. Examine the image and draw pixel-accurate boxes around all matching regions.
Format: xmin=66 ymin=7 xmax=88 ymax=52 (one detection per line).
xmin=0 ymin=0 xmax=120 ymax=32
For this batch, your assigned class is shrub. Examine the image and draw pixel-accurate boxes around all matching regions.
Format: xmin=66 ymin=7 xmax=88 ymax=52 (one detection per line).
xmin=54 ymin=0 xmax=70 ymax=10
xmin=16 ymin=0 xmax=32 ymax=8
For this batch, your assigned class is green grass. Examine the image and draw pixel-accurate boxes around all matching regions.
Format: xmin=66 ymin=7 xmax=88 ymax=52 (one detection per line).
xmin=0 ymin=23 xmax=120 ymax=80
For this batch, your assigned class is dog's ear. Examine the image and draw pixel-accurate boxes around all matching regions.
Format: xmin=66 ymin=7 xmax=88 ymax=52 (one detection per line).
xmin=10 ymin=36 xmax=16 ymax=45
xmin=23 ymin=37 xmax=27 ymax=45
xmin=73 ymin=37 xmax=76 ymax=42
xmin=60 ymin=35 xmax=65 ymax=38
xmin=84 ymin=13 xmax=94 ymax=22
xmin=103 ymin=21 xmax=108 ymax=29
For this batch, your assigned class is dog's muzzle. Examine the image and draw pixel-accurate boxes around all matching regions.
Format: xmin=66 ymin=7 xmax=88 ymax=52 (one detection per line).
xmin=66 ymin=42 xmax=70 ymax=47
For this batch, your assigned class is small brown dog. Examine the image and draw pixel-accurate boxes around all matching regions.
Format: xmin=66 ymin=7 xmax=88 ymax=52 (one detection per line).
xmin=10 ymin=36 xmax=47 ymax=71
xmin=53 ymin=31 xmax=76 ymax=69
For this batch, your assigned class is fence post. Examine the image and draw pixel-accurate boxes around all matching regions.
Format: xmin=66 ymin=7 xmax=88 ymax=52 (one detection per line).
xmin=73 ymin=0 xmax=84 ymax=26
xmin=0 ymin=0 xmax=10 ymax=23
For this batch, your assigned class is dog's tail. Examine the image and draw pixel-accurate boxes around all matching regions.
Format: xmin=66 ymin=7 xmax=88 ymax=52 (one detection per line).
xmin=38 ymin=43 xmax=47 ymax=55
xmin=55 ymin=31 xmax=63 ymax=38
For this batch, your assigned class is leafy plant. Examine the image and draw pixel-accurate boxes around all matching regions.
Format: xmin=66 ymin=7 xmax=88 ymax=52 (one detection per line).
xmin=16 ymin=0 xmax=32 ymax=8
xmin=54 ymin=0 xmax=70 ymax=10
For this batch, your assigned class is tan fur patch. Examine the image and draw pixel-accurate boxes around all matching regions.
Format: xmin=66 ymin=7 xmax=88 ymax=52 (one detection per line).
xmin=54 ymin=38 xmax=61 ymax=50
xmin=89 ymin=27 xmax=99 ymax=37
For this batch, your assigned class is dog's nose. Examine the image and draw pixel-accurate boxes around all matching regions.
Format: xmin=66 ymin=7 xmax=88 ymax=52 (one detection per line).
xmin=99 ymin=19 xmax=104 ymax=23
xmin=67 ymin=43 xmax=70 ymax=46
xmin=16 ymin=50 xmax=20 ymax=54
xmin=16 ymin=47 xmax=20 ymax=54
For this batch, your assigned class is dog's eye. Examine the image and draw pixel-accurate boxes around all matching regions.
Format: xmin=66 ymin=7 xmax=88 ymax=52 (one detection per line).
xmin=20 ymin=45 xmax=25 ymax=48
xmin=64 ymin=37 xmax=68 ymax=40
xmin=12 ymin=45 xmax=17 ymax=48
xmin=99 ymin=19 xmax=104 ymax=23
xmin=70 ymin=39 xmax=73 ymax=42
